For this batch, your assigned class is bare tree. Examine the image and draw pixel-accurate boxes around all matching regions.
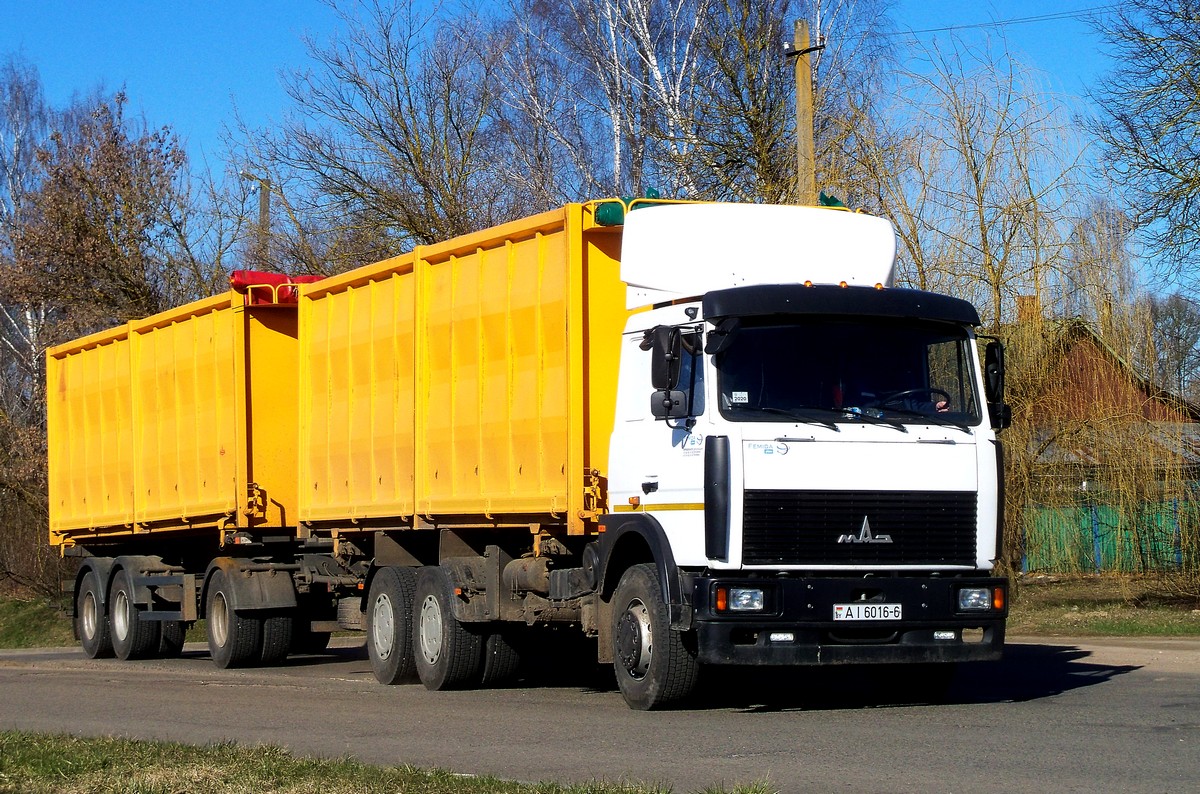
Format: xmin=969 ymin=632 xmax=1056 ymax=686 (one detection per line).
xmin=1089 ymin=1 xmax=1200 ymax=281
xmin=866 ymin=37 xmax=1084 ymax=328
xmin=0 ymin=85 xmax=207 ymax=592
xmin=673 ymin=0 xmax=796 ymax=202
xmin=0 ymin=60 xmax=54 ymax=592
xmin=1149 ymin=293 xmax=1200 ymax=400
xmin=236 ymin=0 xmax=514 ymax=273
xmin=808 ymin=0 xmax=897 ymax=207
xmin=13 ymin=93 xmax=192 ymax=332
xmin=502 ymin=0 xmax=895 ymax=203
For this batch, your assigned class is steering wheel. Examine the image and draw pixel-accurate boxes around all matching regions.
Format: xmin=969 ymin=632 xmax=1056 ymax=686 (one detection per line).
xmin=875 ymin=387 xmax=950 ymax=407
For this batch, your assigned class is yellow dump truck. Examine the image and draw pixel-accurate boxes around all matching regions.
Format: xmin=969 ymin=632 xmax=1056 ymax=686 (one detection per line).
xmin=49 ymin=200 xmax=1010 ymax=709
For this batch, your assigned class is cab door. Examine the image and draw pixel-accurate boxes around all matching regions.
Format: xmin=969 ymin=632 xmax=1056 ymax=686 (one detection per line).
xmin=607 ymin=324 xmax=711 ymax=566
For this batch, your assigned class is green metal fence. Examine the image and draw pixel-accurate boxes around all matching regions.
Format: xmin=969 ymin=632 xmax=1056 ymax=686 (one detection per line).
xmin=1023 ymin=501 xmax=1198 ymax=573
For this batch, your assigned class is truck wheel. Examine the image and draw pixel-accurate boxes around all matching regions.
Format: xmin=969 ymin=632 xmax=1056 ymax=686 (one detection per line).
xmin=260 ymin=611 xmax=294 ymax=665
xmin=109 ymin=568 xmax=161 ymax=661
xmin=479 ymin=630 xmax=522 ymax=687
xmin=413 ymin=566 xmax=483 ymax=690
xmin=76 ymin=570 xmax=113 ymax=659
xmin=367 ymin=567 xmax=418 ymax=685
xmin=611 ymin=563 xmax=700 ymax=710
xmin=206 ymin=569 xmax=263 ymax=668
xmin=158 ymin=621 xmax=187 ymax=658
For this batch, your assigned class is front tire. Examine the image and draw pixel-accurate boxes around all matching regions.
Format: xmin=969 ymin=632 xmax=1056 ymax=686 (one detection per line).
xmin=611 ymin=563 xmax=700 ymax=710
xmin=109 ymin=568 xmax=161 ymax=661
xmin=76 ymin=570 xmax=113 ymax=659
xmin=413 ymin=566 xmax=483 ymax=690
xmin=367 ymin=567 xmax=418 ymax=685
xmin=206 ymin=569 xmax=262 ymax=668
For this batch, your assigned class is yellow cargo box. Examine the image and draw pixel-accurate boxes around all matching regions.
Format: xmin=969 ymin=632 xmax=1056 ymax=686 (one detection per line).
xmin=48 ymin=290 xmax=301 ymax=548
xmin=299 ymin=204 xmax=625 ymax=535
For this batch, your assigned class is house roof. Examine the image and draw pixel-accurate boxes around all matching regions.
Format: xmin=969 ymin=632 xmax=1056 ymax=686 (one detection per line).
xmin=1032 ymin=317 xmax=1200 ymax=421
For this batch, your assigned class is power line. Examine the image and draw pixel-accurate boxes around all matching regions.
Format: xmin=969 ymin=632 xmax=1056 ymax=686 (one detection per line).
xmin=893 ymin=4 xmax=1119 ymax=37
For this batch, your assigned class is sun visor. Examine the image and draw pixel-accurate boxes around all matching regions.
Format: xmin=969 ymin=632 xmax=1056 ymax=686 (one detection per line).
xmin=620 ymin=204 xmax=897 ymax=310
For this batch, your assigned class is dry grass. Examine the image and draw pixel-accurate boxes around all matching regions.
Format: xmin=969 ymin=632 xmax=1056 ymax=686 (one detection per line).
xmin=1008 ymin=573 xmax=1200 ymax=636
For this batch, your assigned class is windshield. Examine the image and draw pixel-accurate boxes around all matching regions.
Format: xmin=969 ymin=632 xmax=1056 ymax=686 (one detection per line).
xmin=714 ymin=318 xmax=981 ymax=426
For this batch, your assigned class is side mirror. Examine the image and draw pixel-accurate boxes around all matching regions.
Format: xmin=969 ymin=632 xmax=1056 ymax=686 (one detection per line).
xmin=984 ymin=340 xmax=1005 ymax=402
xmin=648 ymin=326 xmax=682 ymax=390
xmin=651 ymin=389 xmax=689 ymax=419
xmin=983 ymin=340 xmax=1010 ymax=430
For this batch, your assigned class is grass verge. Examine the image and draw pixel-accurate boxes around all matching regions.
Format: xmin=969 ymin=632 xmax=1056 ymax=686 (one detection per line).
xmin=0 ymin=595 xmax=75 ymax=648
xmin=0 ymin=731 xmax=773 ymax=794
xmin=1008 ymin=574 xmax=1200 ymax=636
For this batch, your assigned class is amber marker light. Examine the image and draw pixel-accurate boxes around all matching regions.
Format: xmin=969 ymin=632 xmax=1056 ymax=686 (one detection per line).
xmin=839 ymin=280 xmax=848 ymax=288
xmin=628 ymin=496 xmax=640 ymax=507
xmin=715 ymin=587 xmax=728 ymax=612
xmin=993 ymin=587 xmax=1006 ymax=610
xmin=874 ymin=282 xmax=884 ymax=290
xmin=803 ymin=280 xmax=814 ymax=287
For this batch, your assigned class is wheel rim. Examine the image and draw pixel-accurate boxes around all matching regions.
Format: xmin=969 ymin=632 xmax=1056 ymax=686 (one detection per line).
xmin=80 ymin=591 xmax=98 ymax=641
xmin=210 ymin=592 xmax=230 ymax=648
xmin=112 ymin=589 xmax=130 ymax=642
xmin=616 ymin=598 xmax=653 ymax=680
xmin=418 ymin=594 xmax=443 ymax=665
xmin=372 ymin=593 xmax=395 ymax=661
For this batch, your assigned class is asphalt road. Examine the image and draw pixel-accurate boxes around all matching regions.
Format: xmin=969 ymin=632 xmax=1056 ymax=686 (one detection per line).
xmin=0 ymin=636 xmax=1197 ymax=792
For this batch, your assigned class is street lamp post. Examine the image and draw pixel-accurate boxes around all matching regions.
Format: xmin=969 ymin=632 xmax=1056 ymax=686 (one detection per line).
xmin=240 ymin=170 xmax=271 ymax=269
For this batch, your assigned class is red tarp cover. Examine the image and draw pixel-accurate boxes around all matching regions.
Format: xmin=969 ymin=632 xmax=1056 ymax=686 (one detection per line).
xmin=229 ymin=270 xmax=323 ymax=304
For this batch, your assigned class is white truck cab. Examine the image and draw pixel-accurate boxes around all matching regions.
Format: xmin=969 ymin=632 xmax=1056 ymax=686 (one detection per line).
xmin=598 ymin=203 xmax=1008 ymax=702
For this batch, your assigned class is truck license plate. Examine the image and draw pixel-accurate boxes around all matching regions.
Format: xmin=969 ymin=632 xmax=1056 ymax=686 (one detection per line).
xmin=833 ymin=603 xmax=902 ymax=621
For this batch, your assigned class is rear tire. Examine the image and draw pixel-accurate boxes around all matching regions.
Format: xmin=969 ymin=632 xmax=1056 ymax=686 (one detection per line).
xmin=413 ymin=566 xmax=483 ymax=690
xmin=611 ymin=563 xmax=700 ymax=710
xmin=109 ymin=568 xmax=161 ymax=661
xmin=158 ymin=621 xmax=187 ymax=658
xmin=479 ymin=630 xmax=522 ymax=687
xmin=206 ymin=569 xmax=262 ymax=668
xmin=260 ymin=611 xmax=294 ymax=665
xmin=76 ymin=570 xmax=113 ymax=659
xmin=367 ymin=567 xmax=418 ymax=685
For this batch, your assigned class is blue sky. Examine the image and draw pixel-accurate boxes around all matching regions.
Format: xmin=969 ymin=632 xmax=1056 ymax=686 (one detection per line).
xmin=0 ymin=1 xmax=1114 ymax=165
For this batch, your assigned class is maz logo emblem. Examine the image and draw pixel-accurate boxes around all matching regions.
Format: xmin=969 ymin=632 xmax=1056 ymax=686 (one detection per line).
xmin=837 ymin=516 xmax=893 ymax=544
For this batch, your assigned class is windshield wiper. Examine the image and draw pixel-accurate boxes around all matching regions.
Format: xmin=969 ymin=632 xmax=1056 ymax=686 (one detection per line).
xmin=841 ymin=407 xmax=908 ymax=433
xmin=877 ymin=406 xmax=974 ymax=433
xmin=753 ymin=406 xmax=841 ymax=431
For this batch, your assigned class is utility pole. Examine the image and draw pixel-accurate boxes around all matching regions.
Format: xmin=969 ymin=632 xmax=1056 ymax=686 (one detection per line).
xmin=240 ymin=170 xmax=271 ymax=269
xmin=786 ymin=20 xmax=823 ymax=206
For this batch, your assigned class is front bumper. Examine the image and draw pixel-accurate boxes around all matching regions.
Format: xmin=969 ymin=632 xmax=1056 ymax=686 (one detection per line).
xmin=690 ymin=575 xmax=1006 ymax=666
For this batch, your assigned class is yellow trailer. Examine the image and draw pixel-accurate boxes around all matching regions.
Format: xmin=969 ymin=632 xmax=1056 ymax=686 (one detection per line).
xmin=47 ymin=288 xmax=301 ymax=547
xmin=298 ymin=203 xmax=624 ymax=536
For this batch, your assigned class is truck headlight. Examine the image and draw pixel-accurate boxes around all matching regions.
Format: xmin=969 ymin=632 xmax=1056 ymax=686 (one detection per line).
xmin=715 ymin=586 xmax=765 ymax=612
xmin=957 ymin=587 xmax=992 ymax=611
